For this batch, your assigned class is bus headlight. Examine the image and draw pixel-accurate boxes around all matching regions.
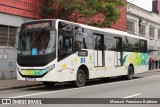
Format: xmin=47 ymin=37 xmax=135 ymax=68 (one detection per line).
xmin=35 ymin=64 xmax=55 ymax=76
xmin=17 ymin=64 xmax=55 ymax=77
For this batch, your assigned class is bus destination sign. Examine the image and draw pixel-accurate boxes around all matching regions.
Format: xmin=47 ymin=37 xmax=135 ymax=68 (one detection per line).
xmin=22 ymin=21 xmax=52 ymax=30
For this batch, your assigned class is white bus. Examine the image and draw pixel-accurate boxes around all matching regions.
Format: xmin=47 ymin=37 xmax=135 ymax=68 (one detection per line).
xmin=17 ymin=19 xmax=148 ymax=87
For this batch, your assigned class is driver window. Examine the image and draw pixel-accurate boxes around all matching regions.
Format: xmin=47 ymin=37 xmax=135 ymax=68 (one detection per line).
xmin=58 ymin=22 xmax=74 ymax=60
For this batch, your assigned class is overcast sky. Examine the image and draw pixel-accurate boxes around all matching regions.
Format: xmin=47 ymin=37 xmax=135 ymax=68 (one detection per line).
xmin=127 ymin=0 xmax=152 ymax=11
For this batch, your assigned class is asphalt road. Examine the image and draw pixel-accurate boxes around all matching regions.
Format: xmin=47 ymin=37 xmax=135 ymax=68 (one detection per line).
xmin=1 ymin=71 xmax=160 ymax=107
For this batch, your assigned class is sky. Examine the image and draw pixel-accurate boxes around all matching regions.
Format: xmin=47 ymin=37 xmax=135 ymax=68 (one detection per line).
xmin=127 ymin=0 xmax=152 ymax=11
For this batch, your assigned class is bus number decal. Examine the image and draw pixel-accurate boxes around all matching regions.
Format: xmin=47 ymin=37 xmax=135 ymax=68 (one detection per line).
xmin=80 ymin=58 xmax=86 ymax=63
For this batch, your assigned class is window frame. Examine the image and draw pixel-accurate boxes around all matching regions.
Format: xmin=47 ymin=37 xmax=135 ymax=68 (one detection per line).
xmin=149 ymin=25 xmax=155 ymax=38
xmin=139 ymin=23 xmax=146 ymax=37
xmin=127 ymin=19 xmax=136 ymax=34
xmin=0 ymin=25 xmax=17 ymax=47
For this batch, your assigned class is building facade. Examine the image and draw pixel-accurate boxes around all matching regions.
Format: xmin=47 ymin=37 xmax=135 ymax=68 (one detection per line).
xmin=127 ymin=3 xmax=160 ymax=60
xmin=0 ymin=0 xmax=42 ymax=79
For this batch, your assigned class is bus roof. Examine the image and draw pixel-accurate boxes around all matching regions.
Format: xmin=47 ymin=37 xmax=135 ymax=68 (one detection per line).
xmin=24 ymin=19 xmax=147 ymax=40
xmin=56 ymin=19 xmax=147 ymax=40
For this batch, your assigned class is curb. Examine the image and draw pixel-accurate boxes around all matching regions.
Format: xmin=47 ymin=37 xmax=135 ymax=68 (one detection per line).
xmin=0 ymin=84 xmax=43 ymax=91
xmin=145 ymin=69 xmax=160 ymax=73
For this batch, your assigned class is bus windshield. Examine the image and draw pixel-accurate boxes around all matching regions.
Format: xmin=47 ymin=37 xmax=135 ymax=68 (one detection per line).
xmin=18 ymin=29 xmax=56 ymax=56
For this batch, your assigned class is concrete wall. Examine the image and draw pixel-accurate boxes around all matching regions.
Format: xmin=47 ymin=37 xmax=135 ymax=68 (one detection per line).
xmin=0 ymin=13 xmax=34 ymax=27
xmin=0 ymin=48 xmax=17 ymax=79
xmin=0 ymin=13 xmax=34 ymax=80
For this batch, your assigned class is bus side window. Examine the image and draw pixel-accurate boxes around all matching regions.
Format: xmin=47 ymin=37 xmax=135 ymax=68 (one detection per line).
xmin=74 ymin=26 xmax=84 ymax=51
xmin=104 ymin=34 xmax=114 ymax=51
xmin=58 ymin=22 xmax=74 ymax=60
xmin=139 ymin=40 xmax=147 ymax=53
xmin=74 ymin=28 xmax=93 ymax=51
xmin=133 ymin=38 xmax=139 ymax=52
xmin=83 ymin=29 xmax=94 ymax=49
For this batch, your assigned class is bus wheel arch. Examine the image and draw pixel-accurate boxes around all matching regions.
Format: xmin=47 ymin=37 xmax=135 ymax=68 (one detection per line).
xmin=74 ymin=65 xmax=89 ymax=87
xmin=78 ymin=65 xmax=89 ymax=80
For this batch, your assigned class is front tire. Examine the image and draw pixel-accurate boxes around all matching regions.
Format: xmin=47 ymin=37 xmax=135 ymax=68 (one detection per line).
xmin=74 ymin=69 xmax=86 ymax=87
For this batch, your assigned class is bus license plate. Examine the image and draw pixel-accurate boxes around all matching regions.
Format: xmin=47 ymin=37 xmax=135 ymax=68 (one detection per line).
xmin=25 ymin=78 xmax=35 ymax=81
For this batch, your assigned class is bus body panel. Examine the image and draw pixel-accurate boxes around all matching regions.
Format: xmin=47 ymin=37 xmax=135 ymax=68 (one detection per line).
xmin=123 ymin=52 xmax=148 ymax=74
xmin=56 ymin=50 xmax=95 ymax=81
xmin=16 ymin=19 xmax=149 ymax=84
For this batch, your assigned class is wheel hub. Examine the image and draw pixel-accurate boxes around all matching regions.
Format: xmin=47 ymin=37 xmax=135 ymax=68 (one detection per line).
xmin=78 ymin=74 xmax=84 ymax=83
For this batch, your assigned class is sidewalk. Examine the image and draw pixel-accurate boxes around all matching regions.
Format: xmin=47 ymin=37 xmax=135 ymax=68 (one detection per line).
xmin=0 ymin=79 xmax=42 ymax=91
xmin=0 ymin=69 xmax=160 ymax=91
xmin=146 ymin=69 xmax=160 ymax=73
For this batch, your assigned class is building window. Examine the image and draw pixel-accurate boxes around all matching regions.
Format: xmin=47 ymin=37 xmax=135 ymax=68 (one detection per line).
xmin=0 ymin=25 xmax=18 ymax=47
xmin=127 ymin=19 xmax=135 ymax=34
xmin=139 ymin=24 xmax=145 ymax=37
xmin=149 ymin=26 xmax=155 ymax=38
xmin=158 ymin=29 xmax=160 ymax=39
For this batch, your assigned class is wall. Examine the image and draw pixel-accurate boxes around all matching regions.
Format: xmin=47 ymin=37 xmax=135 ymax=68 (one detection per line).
xmin=0 ymin=0 xmax=42 ymax=19
xmin=112 ymin=6 xmax=127 ymax=31
xmin=0 ymin=48 xmax=17 ymax=79
xmin=0 ymin=13 xmax=34 ymax=80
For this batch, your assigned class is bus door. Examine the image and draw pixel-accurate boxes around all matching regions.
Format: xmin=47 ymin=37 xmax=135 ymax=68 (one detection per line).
xmin=114 ymin=37 xmax=122 ymax=67
xmin=94 ymin=34 xmax=105 ymax=67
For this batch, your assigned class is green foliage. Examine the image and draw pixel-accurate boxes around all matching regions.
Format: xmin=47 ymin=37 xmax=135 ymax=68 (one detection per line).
xmin=41 ymin=0 xmax=54 ymax=15
xmin=41 ymin=0 xmax=125 ymax=27
xmin=41 ymin=5 xmax=54 ymax=15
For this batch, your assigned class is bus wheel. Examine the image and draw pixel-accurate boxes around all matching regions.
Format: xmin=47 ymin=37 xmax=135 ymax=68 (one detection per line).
xmin=43 ymin=82 xmax=55 ymax=88
xmin=74 ymin=69 xmax=86 ymax=87
xmin=126 ymin=66 xmax=134 ymax=80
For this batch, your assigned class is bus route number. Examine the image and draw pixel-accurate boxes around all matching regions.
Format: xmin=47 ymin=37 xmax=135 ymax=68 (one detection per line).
xmin=80 ymin=58 xmax=86 ymax=63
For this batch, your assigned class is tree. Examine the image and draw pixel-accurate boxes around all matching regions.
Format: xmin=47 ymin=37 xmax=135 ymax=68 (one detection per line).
xmin=41 ymin=0 xmax=125 ymax=27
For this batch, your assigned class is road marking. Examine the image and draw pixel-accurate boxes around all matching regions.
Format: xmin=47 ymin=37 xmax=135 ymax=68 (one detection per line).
xmin=123 ymin=93 xmax=141 ymax=98
xmin=9 ymin=75 xmax=160 ymax=98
